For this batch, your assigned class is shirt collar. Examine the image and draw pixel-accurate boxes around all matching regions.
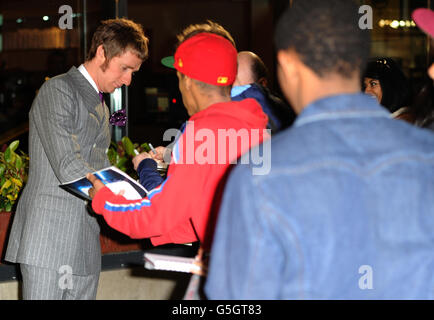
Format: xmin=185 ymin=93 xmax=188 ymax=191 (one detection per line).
xmin=294 ymin=93 xmax=391 ymax=128
xmin=78 ymin=64 xmax=99 ymax=93
xmin=231 ymin=84 xmax=252 ymax=97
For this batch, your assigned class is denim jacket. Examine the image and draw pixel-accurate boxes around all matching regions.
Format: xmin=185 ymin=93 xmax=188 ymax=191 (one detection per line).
xmin=205 ymin=93 xmax=434 ymax=299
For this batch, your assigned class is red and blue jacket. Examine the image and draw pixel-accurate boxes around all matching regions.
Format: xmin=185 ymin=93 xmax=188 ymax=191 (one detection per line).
xmin=91 ymin=98 xmax=269 ymax=249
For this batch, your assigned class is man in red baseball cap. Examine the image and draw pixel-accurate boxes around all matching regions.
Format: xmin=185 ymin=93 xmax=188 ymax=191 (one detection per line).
xmin=86 ymin=23 xmax=269 ymax=282
xmin=412 ymin=8 xmax=434 ymax=80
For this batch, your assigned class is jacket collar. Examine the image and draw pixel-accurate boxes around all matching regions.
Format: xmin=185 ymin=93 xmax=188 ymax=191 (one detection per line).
xmin=294 ymin=93 xmax=391 ymax=128
xmin=65 ymin=66 xmax=101 ymax=111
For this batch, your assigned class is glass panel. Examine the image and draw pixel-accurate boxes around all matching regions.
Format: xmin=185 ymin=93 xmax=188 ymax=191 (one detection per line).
xmin=0 ymin=0 xmax=105 ymax=148
xmin=363 ymin=0 xmax=432 ymax=93
xmin=126 ymin=0 xmax=250 ymax=147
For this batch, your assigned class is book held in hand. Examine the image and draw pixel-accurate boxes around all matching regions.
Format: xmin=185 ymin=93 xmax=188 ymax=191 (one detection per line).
xmin=60 ymin=166 xmax=148 ymax=201
xmin=144 ymin=252 xmax=202 ymax=274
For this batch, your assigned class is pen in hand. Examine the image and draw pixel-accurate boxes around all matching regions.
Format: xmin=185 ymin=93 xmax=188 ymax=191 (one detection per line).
xmin=149 ymin=143 xmax=157 ymax=155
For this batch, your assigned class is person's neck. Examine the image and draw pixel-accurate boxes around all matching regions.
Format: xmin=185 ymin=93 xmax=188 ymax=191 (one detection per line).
xmin=191 ymin=87 xmax=231 ymax=114
xmin=83 ymin=60 xmax=101 ymax=92
xmin=298 ymin=73 xmax=361 ymax=113
xmin=199 ymin=95 xmax=231 ymax=111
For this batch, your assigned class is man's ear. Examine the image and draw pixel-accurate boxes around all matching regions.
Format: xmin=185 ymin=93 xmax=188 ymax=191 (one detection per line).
xmin=184 ymin=75 xmax=193 ymax=91
xmin=277 ymin=49 xmax=298 ymax=81
xmin=96 ymin=44 xmax=106 ymax=64
xmin=257 ymin=77 xmax=268 ymax=87
xmin=276 ymin=49 xmax=303 ymax=114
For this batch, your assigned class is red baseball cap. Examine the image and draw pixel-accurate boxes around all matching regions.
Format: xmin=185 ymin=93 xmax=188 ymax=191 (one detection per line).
xmin=412 ymin=8 xmax=434 ymax=38
xmin=164 ymin=33 xmax=237 ymax=86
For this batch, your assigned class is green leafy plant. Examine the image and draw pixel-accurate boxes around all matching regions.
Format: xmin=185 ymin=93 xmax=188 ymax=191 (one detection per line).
xmin=107 ymin=136 xmax=151 ymax=180
xmin=0 ymin=137 xmax=155 ymax=212
xmin=0 ymin=140 xmax=29 ymax=212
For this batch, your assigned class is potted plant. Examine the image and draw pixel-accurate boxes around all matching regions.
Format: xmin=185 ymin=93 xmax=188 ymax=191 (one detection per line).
xmin=0 ymin=140 xmax=29 ymax=212
xmin=107 ymin=136 xmax=152 ymax=180
xmin=1 ymin=137 xmax=156 ymax=212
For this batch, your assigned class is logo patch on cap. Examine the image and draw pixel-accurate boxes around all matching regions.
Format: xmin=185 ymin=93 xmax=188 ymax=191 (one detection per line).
xmin=178 ymin=58 xmax=183 ymax=68
xmin=217 ymin=76 xmax=228 ymax=84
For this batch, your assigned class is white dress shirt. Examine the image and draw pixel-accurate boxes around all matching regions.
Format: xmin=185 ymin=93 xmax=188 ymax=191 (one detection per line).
xmin=78 ymin=64 xmax=99 ymax=93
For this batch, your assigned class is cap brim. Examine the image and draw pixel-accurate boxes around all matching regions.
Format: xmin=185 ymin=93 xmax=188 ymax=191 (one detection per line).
xmin=161 ymin=56 xmax=175 ymax=69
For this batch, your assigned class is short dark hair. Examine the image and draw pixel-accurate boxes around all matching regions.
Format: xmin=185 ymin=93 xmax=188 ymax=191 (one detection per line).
xmin=176 ymin=20 xmax=236 ymax=49
xmin=274 ymin=0 xmax=370 ymax=78
xmin=362 ymin=58 xmax=410 ymax=112
xmin=87 ymin=18 xmax=149 ymax=70
xmin=177 ymin=71 xmax=231 ymax=96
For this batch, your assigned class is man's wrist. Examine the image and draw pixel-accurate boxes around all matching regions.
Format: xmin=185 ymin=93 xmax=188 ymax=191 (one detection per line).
xmin=137 ymin=158 xmax=158 ymax=173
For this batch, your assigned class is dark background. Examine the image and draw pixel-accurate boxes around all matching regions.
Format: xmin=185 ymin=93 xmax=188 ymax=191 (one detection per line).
xmin=0 ymin=0 xmax=433 ymax=151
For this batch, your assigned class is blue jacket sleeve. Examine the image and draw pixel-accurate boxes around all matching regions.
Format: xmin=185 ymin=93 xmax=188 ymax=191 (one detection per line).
xmin=136 ymin=158 xmax=164 ymax=191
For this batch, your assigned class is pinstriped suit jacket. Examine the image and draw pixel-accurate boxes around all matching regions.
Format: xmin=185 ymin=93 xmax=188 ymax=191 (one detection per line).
xmin=5 ymin=66 xmax=111 ymax=276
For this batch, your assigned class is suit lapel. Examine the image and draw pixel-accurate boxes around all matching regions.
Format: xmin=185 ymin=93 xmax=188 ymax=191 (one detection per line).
xmin=66 ymin=66 xmax=109 ymax=124
xmin=66 ymin=66 xmax=101 ymax=113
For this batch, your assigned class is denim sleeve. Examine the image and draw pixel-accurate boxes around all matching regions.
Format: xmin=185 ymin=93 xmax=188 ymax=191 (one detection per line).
xmin=204 ymin=164 xmax=283 ymax=299
xmin=136 ymin=158 xmax=164 ymax=191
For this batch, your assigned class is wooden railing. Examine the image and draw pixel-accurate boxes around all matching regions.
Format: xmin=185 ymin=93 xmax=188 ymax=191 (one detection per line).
xmin=0 ymin=122 xmax=29 ymax=146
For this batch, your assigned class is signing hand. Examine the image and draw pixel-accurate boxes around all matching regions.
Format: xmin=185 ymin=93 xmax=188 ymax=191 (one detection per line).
xmin=132 ymin=152 xmax=152 ymax=171
xmin=191 ymin=247 xmax=209 ymax=276
xmin=86 ymin=173 xmax=105 ymax=199
xmin=149 ymin=146 xmax=167 ymax=162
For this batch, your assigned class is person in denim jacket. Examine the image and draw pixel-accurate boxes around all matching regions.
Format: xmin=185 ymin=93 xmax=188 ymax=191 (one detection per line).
xmin=205 ymin=0 xmax=434 ymax=299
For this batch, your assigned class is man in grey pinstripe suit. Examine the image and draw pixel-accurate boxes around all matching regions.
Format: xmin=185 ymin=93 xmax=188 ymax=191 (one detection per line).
xmin=5 ymin=18 xmax=149 ymax=300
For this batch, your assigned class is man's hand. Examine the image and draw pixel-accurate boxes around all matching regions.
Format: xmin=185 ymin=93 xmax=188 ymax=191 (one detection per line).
xmin=149 ymin=146 xmax=167 ymax=162
xmin=191 ymin=247 xmax=209 ymax=276
xmin=132 ymin=152 xmax=152 ymax=171
xmin=86 ymin=173 xmax=105 ymax=199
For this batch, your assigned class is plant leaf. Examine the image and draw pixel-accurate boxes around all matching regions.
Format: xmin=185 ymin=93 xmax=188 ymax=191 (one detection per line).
xmin=9 ymin=140 xmax=19 ymax=152
xmin=15 ymin=154 xmax=23 ymax=170
xmin=4 ymin=147 xmax=11 ymax=163
xmin=116 ymin=157 xmax=127 ymax=168
xmin=141 ymin=143 xmax=150 ymax=153
xmin=1 ymin=179 xmax=12 ymax=192
xmin=122 ymin=136 xmax=135 ymax=157
xmin=11 ymin=178 xmax=22 ymax=188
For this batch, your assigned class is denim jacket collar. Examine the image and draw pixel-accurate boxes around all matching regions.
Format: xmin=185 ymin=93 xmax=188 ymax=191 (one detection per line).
xmin=294 ymin=93 xmax=391 ymax=128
